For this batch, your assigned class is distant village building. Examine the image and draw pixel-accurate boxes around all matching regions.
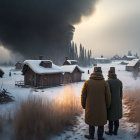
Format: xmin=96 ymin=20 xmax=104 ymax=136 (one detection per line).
xmin=122 ymin=55 xmax=137 ymax=61
xmin=126 ymin=59 xmax=140 ymax=72
xmin=0 ymin=69 xmax=4 ymax=78
xmin=122 ymin=55 xmax=127 ymax=60
xmin=90 ymin=58 xmax=97 ymax=66
xmin=15 ymin=62 xmax=23 ymax=70
xmin=22 ymin=60 xmax=63 ymax=87
xmin=120 ymin=61 xmax=129 ymax=65
xmin=63 ymin=57 xmax=78 ymax=65
xmin=112 ymin=55 xmax=122 ymax=60
xmin=61 ymin=57 xmax=84 ymax=83
xmin=134 ymin=53 xmax=139 ymax=59
xmin=94 ymin=56 xmax=111 ymax=64
xmin=61 ymin=65 xmax=84 ymax=83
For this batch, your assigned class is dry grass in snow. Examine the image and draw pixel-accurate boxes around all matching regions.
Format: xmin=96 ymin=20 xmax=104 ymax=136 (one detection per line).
xmin=123 ymin=89 xmax=140 ymax=135
xmin=14 ymin=87 xmax=82 ymax=140
xmin=0 ymin=110 xmax=13 ymax=133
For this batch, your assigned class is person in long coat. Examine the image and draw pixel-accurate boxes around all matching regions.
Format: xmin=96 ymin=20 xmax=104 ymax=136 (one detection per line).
xmin=81 ymin=67 xmax=111 ymax=140
xmin=105 ymin=67 xmax=123 ymax=136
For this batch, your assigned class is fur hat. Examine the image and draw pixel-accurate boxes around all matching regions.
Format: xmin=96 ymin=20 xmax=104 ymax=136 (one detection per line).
xmin=108 ymin=67 xmax=115 ymax=74
xmin=94 ymin=67 xmax=102 ymax=73
xmin=108 ymin=67 xmax=117 ymax=78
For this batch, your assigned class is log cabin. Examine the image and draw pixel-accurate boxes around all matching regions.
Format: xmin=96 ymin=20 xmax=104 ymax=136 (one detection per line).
xmin=61 ymin=65 xmax=84 ymax=84
xmin=63 ymin=57 xmax=78 ymax=65
xmin=22 ymin=60 xmax=63 ymax=87
xmin=126 ymin=59 xmax=140 ymax=72
xmin=15 ymin=62 xmax=23 ymax=70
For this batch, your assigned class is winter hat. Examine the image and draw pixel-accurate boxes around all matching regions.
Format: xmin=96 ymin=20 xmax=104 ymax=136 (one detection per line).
xmin=108 ymin=67 xmax=117 ymax=78
xmin=108 ymin=67 xmax=115 ymax=74
xmin=94 ymin=67 xmax=102 ymax=73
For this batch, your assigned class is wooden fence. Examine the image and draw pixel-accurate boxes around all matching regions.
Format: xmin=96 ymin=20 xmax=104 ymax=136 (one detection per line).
xmin=15 ymin=81 xmax=25 ymax=87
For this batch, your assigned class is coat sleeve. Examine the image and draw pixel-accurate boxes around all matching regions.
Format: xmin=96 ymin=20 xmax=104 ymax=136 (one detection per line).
xmin=81 ymin=81 xmax=88 ymax=109
xmin=105 ymin=81 xmax=111 ymax=109
xmin=120 ymin=81 xmax=123 ymax=100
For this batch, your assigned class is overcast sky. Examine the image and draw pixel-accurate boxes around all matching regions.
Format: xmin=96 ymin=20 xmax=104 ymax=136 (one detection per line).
xmin=74 ymin=0 xmax=140 ymax=57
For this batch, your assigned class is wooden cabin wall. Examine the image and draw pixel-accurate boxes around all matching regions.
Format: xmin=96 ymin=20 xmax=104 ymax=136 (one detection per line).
xmin=72 ymin=72 xmax=81 ymax=82
xmin=24 ymin=68 xmax=37 ymax=86
xmin=24 ymin=66 xmax=63 ymax=87
xmin=63 ymin=73 xmax=72 ymax=84
xmin=72 ymin=67 xmax=82 ymax=82
xmin=126 ymin=66 xmax=134 ymax=71
xmin=36 ymin=74 xmax=63 ymax=87
xmin=134 ymin=61 xmax=140 ymax=69
xmin=63 ymin=69 xmax=82 ymax=84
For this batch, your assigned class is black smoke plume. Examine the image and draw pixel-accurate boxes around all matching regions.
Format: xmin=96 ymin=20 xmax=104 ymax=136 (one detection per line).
xmin=0 ymin=0 xmax=98 ymax=64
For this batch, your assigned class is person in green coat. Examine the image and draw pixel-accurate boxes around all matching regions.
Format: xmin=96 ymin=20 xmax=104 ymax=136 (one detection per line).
xmin=105 ymin=67 xmax=123 ymax=136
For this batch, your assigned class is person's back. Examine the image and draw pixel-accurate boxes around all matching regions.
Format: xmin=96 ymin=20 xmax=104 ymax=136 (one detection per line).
xmin=81 ymin=67 xmax=111 ymax=140
xmin=84 ymin=73 xmax=110 ymax=126
xmin=107 ymin=78 xmax=122 ymax=121
xmin=105 ymin=67 xmax=123 ymax=136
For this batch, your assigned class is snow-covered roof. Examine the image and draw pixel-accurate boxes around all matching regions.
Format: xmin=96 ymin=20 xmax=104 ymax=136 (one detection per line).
xmin=61 ymin=65 xmax=84 ymax=73
xmin=23 ymin=60 xmax=63 ymax=74
xmin=126 ymin=56 xmax=136 ymax=59
xmin=126 ymin=59 xmax=140 ymax=67
xmin=95 ymin=57 xmax=110 ymax=60
xmin=120 ymin=61 xmax=129 ymax=64
xmin=66 ymin=60 xmax=78 ymax=65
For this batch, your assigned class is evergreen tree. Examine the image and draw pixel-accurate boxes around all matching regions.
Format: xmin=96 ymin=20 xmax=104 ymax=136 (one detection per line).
xmin=79 ymin=44 xmax=83 ymax=65
xmin=84 ymin=49 xmax=87 ymax=66
xmin=87 ymin=50 xmax=90 ymax=66
xmin=82 ymin=46 xmax=84 ymax=66
xmin=74 ymin=43 xmax=78 ymax=60
xmin=67 ymin=42 xmax=93 ymax=67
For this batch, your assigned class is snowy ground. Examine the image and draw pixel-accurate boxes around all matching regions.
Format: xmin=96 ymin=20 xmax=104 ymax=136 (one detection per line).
xmin=0 ymin=61 xmax=140 ymax=140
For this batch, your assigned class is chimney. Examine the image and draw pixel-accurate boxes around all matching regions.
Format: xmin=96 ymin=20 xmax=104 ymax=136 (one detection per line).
xmin=65 ymin=56 xmax=68 ymax=60
xmin=39 ymin=56 xmax=43 ymax=60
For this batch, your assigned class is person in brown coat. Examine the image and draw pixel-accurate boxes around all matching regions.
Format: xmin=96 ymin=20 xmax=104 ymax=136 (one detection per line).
xmin=81 ymin=67 xmax=111 ymax=140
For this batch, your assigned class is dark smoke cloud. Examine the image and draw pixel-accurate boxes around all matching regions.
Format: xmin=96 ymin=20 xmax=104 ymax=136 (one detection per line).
xmin=0 ymin=0 xmax=98 ymax=63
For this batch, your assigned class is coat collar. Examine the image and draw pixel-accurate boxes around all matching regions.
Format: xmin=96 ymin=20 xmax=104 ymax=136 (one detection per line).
xmin=108 ymin=73 xmax=117 ymax=79
xmin=90 ymin=72 xmax=104 ymax=80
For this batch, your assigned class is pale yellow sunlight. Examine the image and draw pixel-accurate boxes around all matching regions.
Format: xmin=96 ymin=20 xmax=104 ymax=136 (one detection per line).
xmin=74 ymin=0 xmax=140 ymax=57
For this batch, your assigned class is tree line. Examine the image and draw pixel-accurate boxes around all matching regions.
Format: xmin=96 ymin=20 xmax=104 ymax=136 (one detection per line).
xmin=68 ymin=42 xmax=92 ymax=67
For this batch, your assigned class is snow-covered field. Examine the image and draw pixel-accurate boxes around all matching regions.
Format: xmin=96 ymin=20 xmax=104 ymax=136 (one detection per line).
xmin=0 ymin=61 xmax=140 ymax=140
